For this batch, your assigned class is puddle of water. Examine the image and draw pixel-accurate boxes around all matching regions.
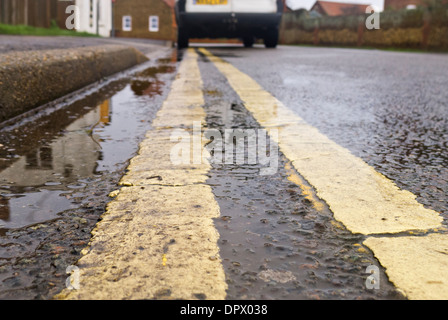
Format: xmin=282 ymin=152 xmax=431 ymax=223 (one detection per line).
xmin=130 ymin=80 xmax=164 ymax=97
xmin=136 ymin=65 xmax=176 ymax=78
xmin=0 ymin=61 xmax=176 ymax=231
xmin=0 ymin=190 xmax=73 ymax=229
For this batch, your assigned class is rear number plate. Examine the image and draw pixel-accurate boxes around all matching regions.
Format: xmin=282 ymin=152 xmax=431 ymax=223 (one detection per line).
xmin=194 ymin=0 xmax=228 ymax=5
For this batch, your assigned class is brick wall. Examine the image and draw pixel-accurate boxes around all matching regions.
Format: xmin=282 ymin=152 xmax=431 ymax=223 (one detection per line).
xmin=113 ymin=0 xmax=175 ymax=41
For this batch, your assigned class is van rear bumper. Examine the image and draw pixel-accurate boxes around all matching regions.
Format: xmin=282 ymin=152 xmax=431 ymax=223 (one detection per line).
xmin=176 ymin=12 xmax=282 ymax=39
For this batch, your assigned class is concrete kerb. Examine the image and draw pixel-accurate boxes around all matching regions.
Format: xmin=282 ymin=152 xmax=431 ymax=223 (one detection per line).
xmin=0 ymin=44 xmax=150 ymax=124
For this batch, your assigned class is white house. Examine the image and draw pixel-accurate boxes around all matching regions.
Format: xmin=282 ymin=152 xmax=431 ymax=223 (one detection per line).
xmin=75 ymin=0 xmax=112 ymax=37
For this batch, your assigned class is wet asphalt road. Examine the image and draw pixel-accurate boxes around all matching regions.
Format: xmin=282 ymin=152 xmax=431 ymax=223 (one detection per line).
xmin=205 ymin=45 xmax=448 ymax=225
xmin=0 ymin=43 xmax=447 ymax=299
xmin=198 ymin=51 xmax=402 ymax=299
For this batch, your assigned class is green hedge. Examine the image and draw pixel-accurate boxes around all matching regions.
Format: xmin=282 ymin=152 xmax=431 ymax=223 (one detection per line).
xmin=282 ymin=5 xmax=448 ymax=31
xmin=0 ymin=23 xmax=98 ymax=37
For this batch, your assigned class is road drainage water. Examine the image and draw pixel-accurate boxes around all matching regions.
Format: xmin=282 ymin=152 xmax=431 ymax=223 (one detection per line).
xmin=0 ymin=54 xmax=177 ymax=299
xmin=0 ymin=59 xmax=175 ymax=230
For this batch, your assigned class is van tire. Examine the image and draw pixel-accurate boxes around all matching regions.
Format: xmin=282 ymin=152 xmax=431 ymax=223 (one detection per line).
xmin=264 ymin=28 xmax=279 ymax=48
xmin=243 ymin=36 xmax=255 ymax=48
xmin=177 ymin=28 xmax=189 ymax=49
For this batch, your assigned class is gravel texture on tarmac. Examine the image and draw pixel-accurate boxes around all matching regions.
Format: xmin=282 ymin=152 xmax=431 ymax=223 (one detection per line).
xmin=197 ymin=50 xmax=405 ymax=300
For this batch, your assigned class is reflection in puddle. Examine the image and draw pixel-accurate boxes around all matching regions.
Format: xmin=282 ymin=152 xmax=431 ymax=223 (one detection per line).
xmin=136 ymin=65 xmax=176 ymax=78
xmin=131 ymin=80 xmax=164 ymax=97
xmin=0 ymin=60 xmax=177 ymax=231
xmin=0 ymin=190 xmax=74 ymax=229
xmin=130 ymin=64 xmax=176 ymax=97
xmin=2 ymin=109 xmax=104 ymax=187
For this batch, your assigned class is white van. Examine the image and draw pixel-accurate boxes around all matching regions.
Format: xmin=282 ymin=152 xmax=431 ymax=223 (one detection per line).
xmin=175 ymin=0 xmax=283 ymax=48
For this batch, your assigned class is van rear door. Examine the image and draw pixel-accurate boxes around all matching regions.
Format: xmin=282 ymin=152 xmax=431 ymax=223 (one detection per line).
xmin=231 ymin=0 xmax=278 ymax=13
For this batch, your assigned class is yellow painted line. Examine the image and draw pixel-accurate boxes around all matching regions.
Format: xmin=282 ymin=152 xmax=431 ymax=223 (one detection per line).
xmin=55 ymin=49 xmax=227 ymax=300
xmin=364 ymin=234 xmax=448 ymax=300
xmin=200 ymin=48 xmax=448 ymax=299
xmin=200 ymin=48 xmax=442 ymax=236
xmin=284 ymin=161 xmax=326 ymax=212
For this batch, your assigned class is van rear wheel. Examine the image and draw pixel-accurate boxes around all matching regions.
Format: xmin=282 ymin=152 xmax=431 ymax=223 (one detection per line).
xmin=243 ymin=36 xmax=255 ymax=48
xmin=177 ymin=28 xmax=189 ymax=49
xmin=264 ymin=28 xmax=279 ymax=48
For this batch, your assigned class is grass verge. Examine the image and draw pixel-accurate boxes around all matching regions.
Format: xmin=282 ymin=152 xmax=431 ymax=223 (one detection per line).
xmin=0 ymin=23 xmax=99 ymax=37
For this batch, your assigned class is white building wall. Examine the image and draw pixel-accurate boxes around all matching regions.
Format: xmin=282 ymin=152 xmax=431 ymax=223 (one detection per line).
xmin=98 ymin=0 xmax=112 ymax=37
xmin=75 ymin=0 xmax=112 ymax=37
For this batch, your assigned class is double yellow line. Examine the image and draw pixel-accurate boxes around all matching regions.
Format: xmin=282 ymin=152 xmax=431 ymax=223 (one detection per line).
xmin=57 ymin=47 xmax=448 ymax=300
